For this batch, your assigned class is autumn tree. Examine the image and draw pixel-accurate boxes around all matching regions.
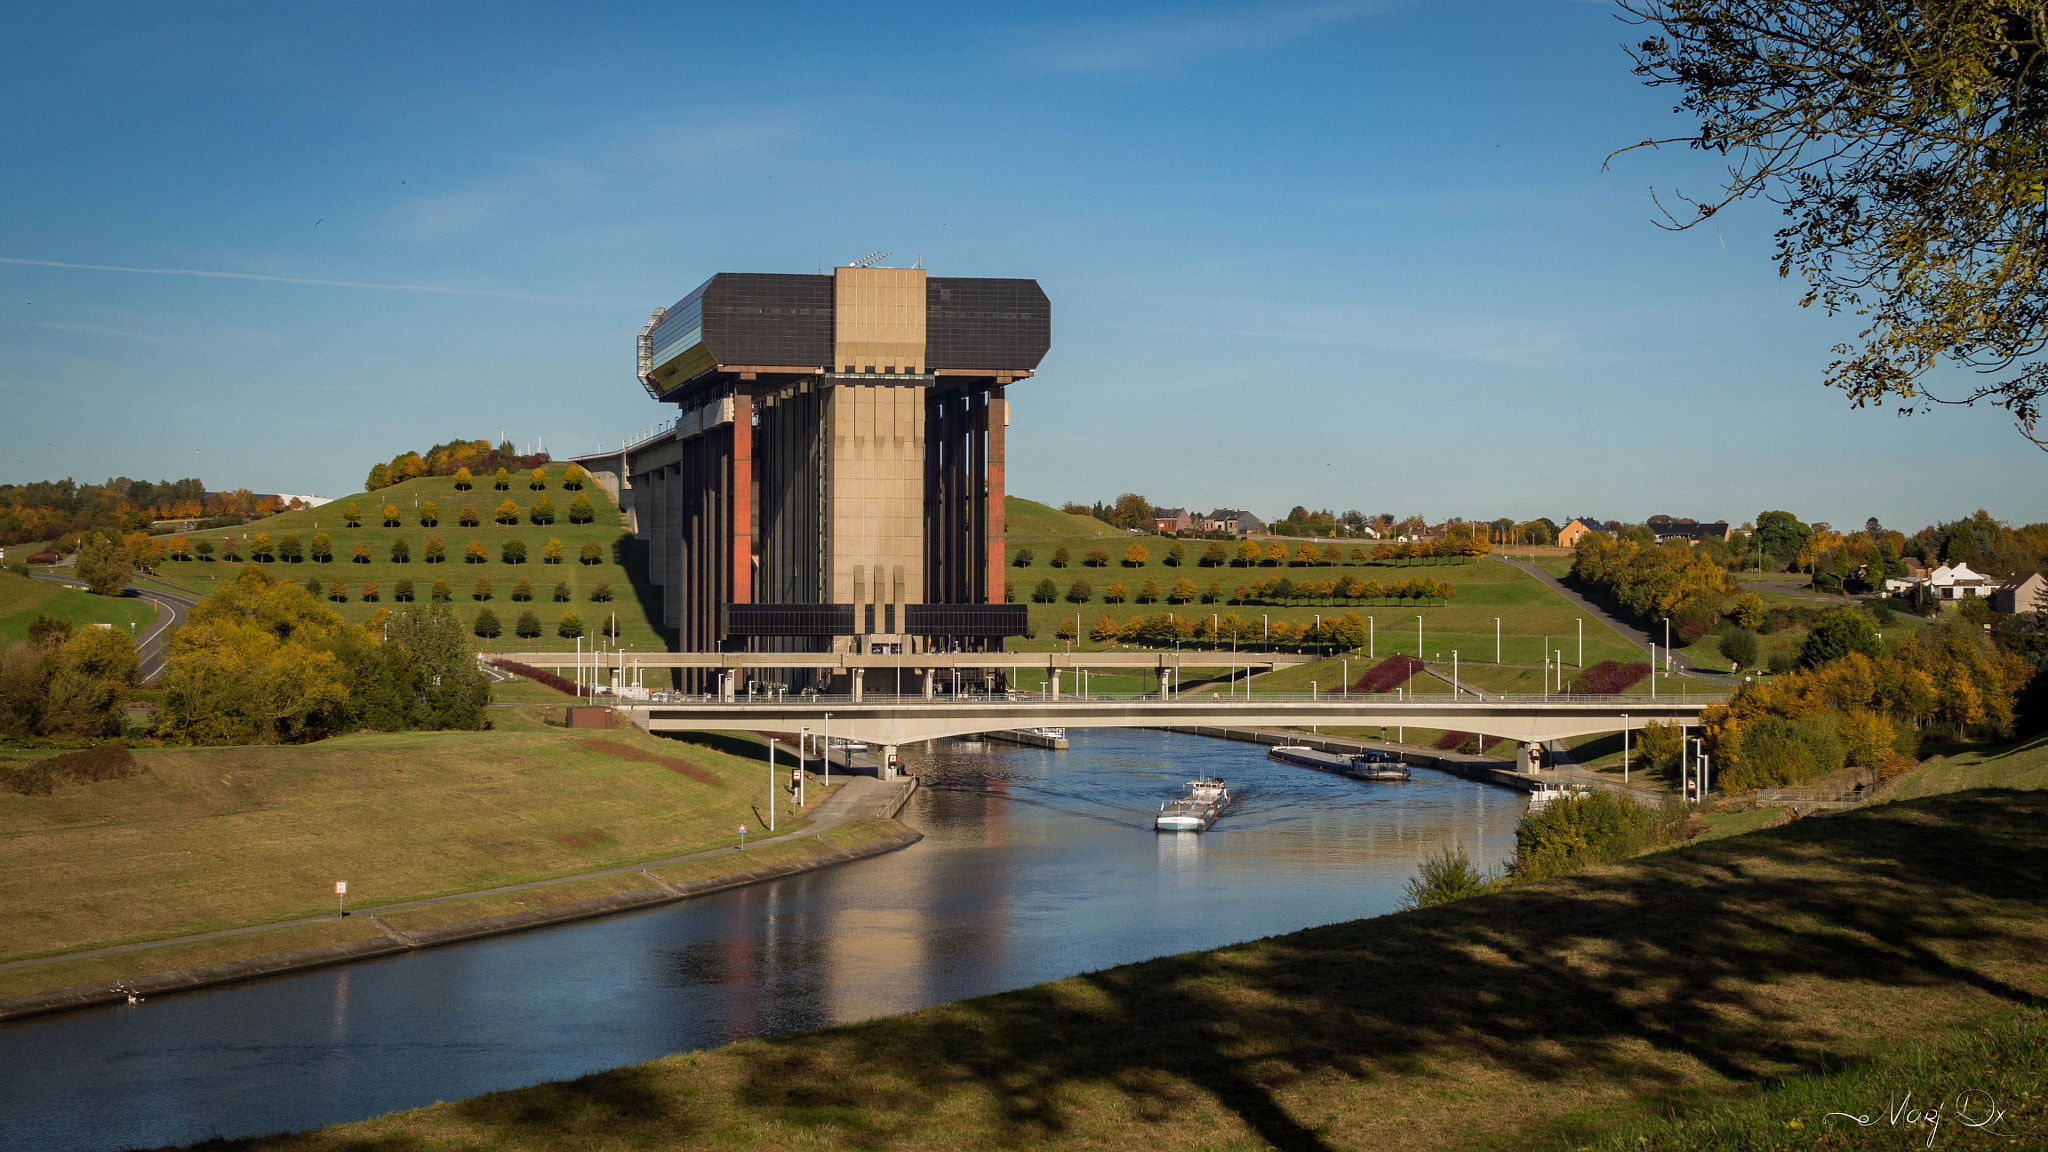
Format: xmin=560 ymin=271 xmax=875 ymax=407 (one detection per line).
xmin=493 ymin=467 xmax=511 ymax=491
xmin=502 ymin=539 xmax=528 ymax=564
xmin=553 ymin=582 xmax=571 ymax=602
xmin=511 ymin=577 xmax=534 ymax=601
xmin=458 ymin=505 xmax=481 ymax=527
xmin=342 ymin=501 xmax=363 ymax=527
xmin=557 ymin=611 xmax=584 ymax=639
xmin=1109 ymin=493 xmax=1152 ymax=529
xmin=473 ymin=576 xmax=493 ymax=601
xmin=1235 ymin=540 xmax=1261 ymax=566
xmin=431 ymin=578 xmax=452 ymax=603
xmin=1620 ymin=0 xmax=2048 ymax=448
xmin=378 ymin=503 xmax=398 ymax=527
xmin=165 ymin=535 xmax=190 ymax=561
xmin=349 ymin=544 xmax=369 ymax=564
xmin=529 ymin=467 xmax=547 ymax=491
xmin=310 ymin=532 xmax=332 ymax=562
xmin=362 ymin=581 xmax=380 ymax=602
xmin=563 ymin=464 xmax=586 ymax=489
xmin=394 ymin=579 xmax=414 ymax=602
xmin=453 ymin=467 xmax=473 ymax=490
xmin=530 ymin=495 xmax=556 ymax=525
xmin=1066 ymin=579 xmax=1093 ymax=603
xmin=250 ymin=533 xmax=275 ymax=562
xmin=278 ymin=534 xmax=303 ymax=563
xmin=424 ymin=535 xmax=446 ymax=564
xmin=464 ymin=541 xmax=487 ymax=564
xmin=1169 ymin=578 xmax=1197 ymax=604
xmin=494 ymin=499 xmax=520 ymax=525
xmin=474 ymin=608 xmax=502 ymax=638
xmin=419 ymin=501 xmax=438 ymax=527
xmin=1166 ymin=542 xmax=1186 ymax=567
xmin=590 ymin=582 xmax=613 ymax=602
xmin=1052 ymin=546 xmax=1070 ymax=568
xmin=1090 ymin=616 xmax=1121 ymax=642
xmin=1105 ymin=581 xmax=1128 ymax=604
xmin=580 ymin=540 xmax=603 ymax=565
xmin=568 ymin=493 xmax=594 ymax=523
xmin=1293 ymin=543 xmax=1320 ymax=566
xmin=219 ymin=537 xmax=242 ymax=562
xmin=542 ymin=538 xmax=563 ymax=564
xmin=1032 ymin=578 xmax=1059 ymax=603
xmin=1264 ymin=542 xmax=1288 ymax=566
xmin=1085 ymin=547 xmax=1110 ymax=568
xmin=70 ymin=531 xmax=130 ymax=596
xmin=390 ymin=539 xmax=411 ymax=563
xmin=1123 ymin=544 xmax=1149 ymax=567
xmin=328 ymin=581 xmax=347 ymax=602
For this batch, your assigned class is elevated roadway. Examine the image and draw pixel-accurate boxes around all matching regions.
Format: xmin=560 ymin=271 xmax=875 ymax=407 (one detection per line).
xmin=624 ymin=693 xmax=1723 ymax=773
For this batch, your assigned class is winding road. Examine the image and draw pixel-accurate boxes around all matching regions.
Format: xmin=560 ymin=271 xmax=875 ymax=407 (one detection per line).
xmin=30 ymin=571 xmax=195 ymax=682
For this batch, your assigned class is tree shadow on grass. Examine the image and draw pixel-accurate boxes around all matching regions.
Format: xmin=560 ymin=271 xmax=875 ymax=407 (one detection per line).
xmin=202 ymin=789 xmax=2048 ymax=1152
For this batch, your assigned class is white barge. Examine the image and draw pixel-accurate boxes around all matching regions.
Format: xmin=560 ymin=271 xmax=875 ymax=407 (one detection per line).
xmin=1155 ymin=777 xmax=1232 ymax=832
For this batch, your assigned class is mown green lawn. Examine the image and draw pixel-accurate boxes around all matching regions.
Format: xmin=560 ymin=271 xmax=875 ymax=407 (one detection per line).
xmin=0 ymin=568 xmax=156 ymax=646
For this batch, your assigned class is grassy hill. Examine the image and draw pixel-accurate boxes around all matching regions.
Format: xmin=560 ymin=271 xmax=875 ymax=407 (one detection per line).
xmin=1004 ymin=495 xmax=1123 ymax=540
xmin=192 ymin=738 xmax=2048 ymax=1151
xmin=143 ymin=465 xmax=665 ymax=654
xmin=0 ymin=568 xmax=156 ymax=646
xmin=0 ymin=712 xmax=816 ymax=971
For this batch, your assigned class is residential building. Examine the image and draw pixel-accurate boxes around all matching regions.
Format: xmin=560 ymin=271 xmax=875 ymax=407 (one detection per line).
xmin=1650 ymin=520 xmax=1733 ymax=544
xmin=1557 ymin=518 xmax=1607 ymax=548
xmin=1203 ymin=509 xmax=1263 ymax=536
xmin=1992 ymin=572 xmax=2046 ymax=614
xmin=1152 ymin=508 xmax=1193 ymax=533
xmin=1891 ymin=561 xmax=1997 ymax=601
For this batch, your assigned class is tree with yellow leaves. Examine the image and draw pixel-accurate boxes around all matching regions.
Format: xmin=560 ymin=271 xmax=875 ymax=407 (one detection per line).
xmin=1123 ymin=543 xmax=1149 ymax=567
xmin=494 ymin=498 xmax=520 ymax=525
xmin=542 ymin=538 xmax=564 ymax=564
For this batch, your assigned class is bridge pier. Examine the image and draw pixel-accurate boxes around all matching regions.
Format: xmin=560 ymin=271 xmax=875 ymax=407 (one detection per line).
xmin=923 ymin=669 xmax=934 ymax=699
xmin=880 ymin=743 xmax=898 ymax=780
xmin=852 ymin=668 xmax=864 ymax=703
xmin=1050 ymin=669 xmax=1060 ymax=699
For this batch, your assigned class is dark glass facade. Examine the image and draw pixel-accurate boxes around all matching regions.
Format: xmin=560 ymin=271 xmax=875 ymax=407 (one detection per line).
xmin=927 ymin=278 xmax=1050 ymax=371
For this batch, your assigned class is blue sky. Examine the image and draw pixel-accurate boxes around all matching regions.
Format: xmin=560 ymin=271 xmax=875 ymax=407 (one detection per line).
xmin=2 ymin=0 xmax=2040 ymax=532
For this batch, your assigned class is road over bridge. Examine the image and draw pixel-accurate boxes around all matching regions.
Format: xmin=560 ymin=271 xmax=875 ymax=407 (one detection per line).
xmin=622 ymin=693 xmax=1724 ymax=776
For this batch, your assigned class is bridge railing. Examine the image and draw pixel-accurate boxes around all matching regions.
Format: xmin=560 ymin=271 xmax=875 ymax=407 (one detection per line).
xmin=614 ymin=691 xmax=1729 ymax=707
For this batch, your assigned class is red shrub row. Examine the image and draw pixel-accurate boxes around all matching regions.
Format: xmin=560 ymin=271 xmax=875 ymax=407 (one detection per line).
xmin=491 ymin=657 xmax=579 ymax=696
xmin=1569 ymin=660 xmax=1649 ymax=695
xmin=1352 ymin=655 xmax=1424 ymax=694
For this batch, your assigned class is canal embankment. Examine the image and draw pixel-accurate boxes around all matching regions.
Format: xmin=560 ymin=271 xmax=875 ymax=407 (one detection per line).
xmin=0 ymin=780 xmax=919 ymax=1022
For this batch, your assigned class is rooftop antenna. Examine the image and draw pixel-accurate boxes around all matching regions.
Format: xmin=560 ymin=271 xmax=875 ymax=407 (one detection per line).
xmin=851 ymin=251 xmax=892 ymax=268
xmin=913 ymin=254 xmax=923 ymax=268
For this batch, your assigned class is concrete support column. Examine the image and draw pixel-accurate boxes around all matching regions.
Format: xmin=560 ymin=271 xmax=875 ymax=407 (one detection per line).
xmin=1050 ymin=669 xmax=1060 ymax=699
xmin=721 ymin=671 xmax=736 ymax=703
xmin=923 ymin=668 xmax=934 ymax=699
xmin=851 ymin=668 xmax=864 ymax=703
xmin=880 ymin=744 xmax=898 ymax=781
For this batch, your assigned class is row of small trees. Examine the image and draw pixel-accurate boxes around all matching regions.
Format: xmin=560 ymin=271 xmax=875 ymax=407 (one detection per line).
xmin=1012 ymin=537 xmax=1486 ymax=570
xmin=1026 ymin=574 xmax=1455 ymax=606
xmin=162 ymin=534 xmax=607 ymax=566
xmin=262 ymin=570 xmax=615 ymax=604
xmin=1047 ymin=610 xmax=1380 ymax=649
xmin=473 ymin=609 xmax=607 ymax=640
xmin=337 ymin=492 xmax=597 ymax=528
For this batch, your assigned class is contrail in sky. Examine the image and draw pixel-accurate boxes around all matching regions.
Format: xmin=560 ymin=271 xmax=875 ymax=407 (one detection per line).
xmin=0 ymin=256 xmax=548 ymax=300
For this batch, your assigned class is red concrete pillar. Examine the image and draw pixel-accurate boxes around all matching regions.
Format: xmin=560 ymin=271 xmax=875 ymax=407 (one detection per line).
xmin=731 ymin=392 xmax=754 ymax=604
xmin=986 ymin=387 xmax=1006 ymax=604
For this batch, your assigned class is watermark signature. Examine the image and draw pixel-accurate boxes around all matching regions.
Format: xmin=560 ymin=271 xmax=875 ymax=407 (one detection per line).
xmin=1823 ymin=1090 xmax=2014 ymax=1148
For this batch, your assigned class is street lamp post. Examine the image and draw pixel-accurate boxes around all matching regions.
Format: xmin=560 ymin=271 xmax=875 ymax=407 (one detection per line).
xmin=1495 ymin=617 xmax=1500 ymax=664
xmin=1416 ymin=615 xmax=1423 ymax=660
xmin=1622 ymin=714 xmax=1629 ymax=783
xmin=1452 ymin=650 xmax=1458 ymax=698
xmin=823 ymin=712 xmax=831 ymax=786
xmin=1369 ymin=615 xmax=1375 ymax=658
xmin=1663 ymin=618 xmax=1672 ymax=671
xmin=1577 ymin=618 xmax=1582 ymax=668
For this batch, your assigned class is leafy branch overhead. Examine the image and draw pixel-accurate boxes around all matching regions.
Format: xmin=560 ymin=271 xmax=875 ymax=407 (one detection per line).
xmin=1618 ymin=0 xmax=2048 ymax=447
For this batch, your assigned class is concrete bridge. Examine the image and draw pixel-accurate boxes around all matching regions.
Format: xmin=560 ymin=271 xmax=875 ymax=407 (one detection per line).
xmin=620 ymin=693 xmax=1722 ymax=777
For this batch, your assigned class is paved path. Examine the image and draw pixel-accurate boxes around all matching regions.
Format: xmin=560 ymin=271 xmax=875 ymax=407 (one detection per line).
xmin=1497 ymin=558 xmax=1733 ymax=686
xmin=0 ymin=770 xmax=913 ymax=975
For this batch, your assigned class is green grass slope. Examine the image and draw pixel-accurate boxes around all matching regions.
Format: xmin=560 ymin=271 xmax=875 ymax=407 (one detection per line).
xmin=0 ymin=568 xmax=156 ymax=646
xmin=193 ymin=780 xmax=2048 ymax=1152
xmin=1004 ymin=495 xmax=1123 ymax=540
xmin=0 ymin=714 xmax=804 ymax=963
xmin=145 ymin=465 xmax=664 ymax=653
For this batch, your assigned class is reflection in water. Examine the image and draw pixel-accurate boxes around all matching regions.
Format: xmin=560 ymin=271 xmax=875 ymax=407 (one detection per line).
xmin=0 ymin=730 xmax=1521 ymax=1152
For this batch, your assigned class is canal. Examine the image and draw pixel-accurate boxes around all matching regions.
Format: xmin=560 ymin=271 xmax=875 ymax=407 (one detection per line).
xmin=0 ymin=729 xmax=1523 ymax=1152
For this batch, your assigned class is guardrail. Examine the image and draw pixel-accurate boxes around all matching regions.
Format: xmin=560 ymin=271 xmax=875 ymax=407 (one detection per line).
xmin=605 ymin=692 xmax=1728 ymax=707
